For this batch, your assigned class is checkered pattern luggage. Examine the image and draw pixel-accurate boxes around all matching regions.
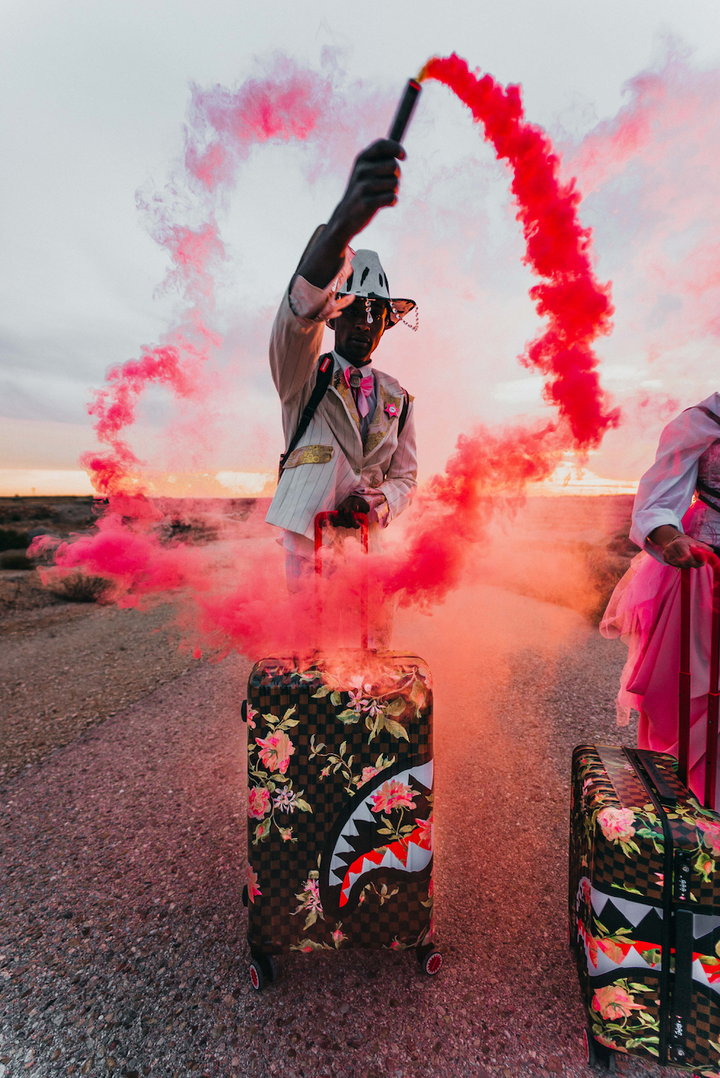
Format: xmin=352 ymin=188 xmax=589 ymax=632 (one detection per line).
xmin=240 ymin=513 xmax=440 ymax=990
xmin=570 ymin=560 xmax=720 ymax=1072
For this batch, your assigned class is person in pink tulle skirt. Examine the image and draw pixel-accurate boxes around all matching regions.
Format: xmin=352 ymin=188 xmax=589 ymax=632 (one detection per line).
xmin=601 ymin=395 xmax=720 ymax=806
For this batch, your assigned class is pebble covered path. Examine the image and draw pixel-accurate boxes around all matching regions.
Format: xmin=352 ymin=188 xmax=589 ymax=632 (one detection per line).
xmin=0 ymin=582 xmax=671 ymax=1078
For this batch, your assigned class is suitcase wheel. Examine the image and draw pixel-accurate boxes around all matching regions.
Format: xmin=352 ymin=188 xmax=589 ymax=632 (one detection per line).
xmin=241 ymin=885 xmax=248 ymax=908
xmin=583 ymin=1027 xmax=616 ymax=1072
xmin=417 ymin=947 xmax=443 ymax=976
xmin=249 ymin=954 xmax=277 ymax=992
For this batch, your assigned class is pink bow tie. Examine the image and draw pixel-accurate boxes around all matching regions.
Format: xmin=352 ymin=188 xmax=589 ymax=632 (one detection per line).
xmin=344 ymin=367 xmax=374 ymax=417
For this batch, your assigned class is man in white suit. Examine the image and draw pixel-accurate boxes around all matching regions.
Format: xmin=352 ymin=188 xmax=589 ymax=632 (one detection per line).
xmin=266 ymin=138 xmax=418 ymax=589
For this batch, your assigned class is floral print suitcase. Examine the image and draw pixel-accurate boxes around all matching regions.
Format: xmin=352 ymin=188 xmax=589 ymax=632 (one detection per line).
xmin=241 ymin=650 xmax=439 ymax=990
xmin=570 ymin=559 xmax=720 ymax=1072
xmin=570 ymin=744 xmax=720 ymax=1073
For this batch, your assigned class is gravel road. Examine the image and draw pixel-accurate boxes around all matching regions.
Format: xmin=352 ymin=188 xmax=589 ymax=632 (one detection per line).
xmin=0 ymin=581 xmax=670 ymax=1078
xmin=0 ymin=599 xmax=192 ymax=783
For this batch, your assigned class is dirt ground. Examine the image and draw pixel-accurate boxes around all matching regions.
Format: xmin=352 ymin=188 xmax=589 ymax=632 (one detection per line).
xmin=0 ymin=551 xmax=676 ymax=1078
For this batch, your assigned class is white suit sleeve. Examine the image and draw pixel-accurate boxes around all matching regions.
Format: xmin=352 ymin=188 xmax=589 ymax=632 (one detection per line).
xmin=631 ymin=406 xmax=720 ymax=559
xmin=268 ymin=244 xmax=354 ymax=407
xmin=378 ymin=398 xmax=418 ymax=522
xmin=269 ymin=290 xmax=326 ymax=407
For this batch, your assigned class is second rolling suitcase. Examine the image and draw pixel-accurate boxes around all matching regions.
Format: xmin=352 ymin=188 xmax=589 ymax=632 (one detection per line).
xmin=570 ymin=558 xmax=720 ymax=1073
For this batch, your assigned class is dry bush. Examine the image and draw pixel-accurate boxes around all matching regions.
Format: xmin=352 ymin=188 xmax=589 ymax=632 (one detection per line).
xmin=163 ymin=516 xmax=218 ymax=544
xmin=0 ymin=528 xmax=30 ymax=552
xmin=583 ymin=530 xmax=640 ymax=625
xmin=0 ymin=551 xmax=34 ymax=570
xmin=479 ymin=527 xmax=639 ymax=624
xmin=50 ymin=572 xmax=110 ymax=603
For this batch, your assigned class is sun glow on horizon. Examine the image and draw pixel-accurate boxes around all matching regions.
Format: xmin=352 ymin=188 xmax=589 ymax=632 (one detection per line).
xmin=0 ymin=466 xmax=639 ymax=499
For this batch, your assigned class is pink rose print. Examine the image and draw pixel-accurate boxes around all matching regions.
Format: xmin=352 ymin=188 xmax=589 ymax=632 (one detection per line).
xmin=597 ymin=937 xmax=629 ymax=964
xmin=591 ymin=985 xmax=644 ymax=1021
xmin=332 ymin=926 xmax=345 ymax=947
xmin=370 ymin=779 xmax=417 ymax=814
xmin=358 ymin=766 xmax=379 ymax=788
xmin=414 ymin=812 xmax=434 ymax=850
xmin=595 ymin=1033 xmax=627 ymax=1053
xmin=248 ymin=787 xmax=270 ymax=819
xmin=255 ymin=730 xmax=294 ymax=775
xmin=698 ymin=819 xmax=720 ymax=856
xmin=247 ymin=864 xmax=261 ymax=904
xmin=597 ymin=807 xmax=636 ymax=844
xmin=246 ymin=704 xmax=257 ymax=729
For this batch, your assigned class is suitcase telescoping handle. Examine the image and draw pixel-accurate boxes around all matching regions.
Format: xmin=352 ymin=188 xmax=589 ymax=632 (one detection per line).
xmin=314 ymin=511 xmax=369 ymax=650
xmin=679 ymin=549 xmax=720 ymax=806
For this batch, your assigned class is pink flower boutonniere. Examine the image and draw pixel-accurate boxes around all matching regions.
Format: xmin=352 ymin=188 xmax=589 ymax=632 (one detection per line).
xmin=385 ymin=402 xmax=400 ymax=418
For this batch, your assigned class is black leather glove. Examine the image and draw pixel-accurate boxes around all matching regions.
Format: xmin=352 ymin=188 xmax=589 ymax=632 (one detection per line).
xmin=334 ymin=495 xmax=370 ymax=529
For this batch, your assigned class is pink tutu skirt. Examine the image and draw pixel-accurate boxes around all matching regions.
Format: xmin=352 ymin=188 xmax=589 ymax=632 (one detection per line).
xmin=601 ymin=532 xmax=719 ymax=806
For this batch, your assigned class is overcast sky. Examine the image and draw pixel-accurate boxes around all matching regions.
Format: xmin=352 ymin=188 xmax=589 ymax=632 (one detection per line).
xmin=2 ymin=0 xmax=720 ymax=494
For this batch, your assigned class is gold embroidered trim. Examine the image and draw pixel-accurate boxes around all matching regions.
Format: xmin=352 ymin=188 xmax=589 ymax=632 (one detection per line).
xmin=284 ymin=444 xmax=335 ymax=469
xmin=364 ymin=430 xmax=386 ymax=454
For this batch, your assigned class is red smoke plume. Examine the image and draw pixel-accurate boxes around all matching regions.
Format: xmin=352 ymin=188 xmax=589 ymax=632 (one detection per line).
xmin=35 ymin=54 xmax=617 ymax=653
xmin=418 ymin=55 xmax=617 ymax=448
xmin=378 ymin=54 xmax=617 ymax=605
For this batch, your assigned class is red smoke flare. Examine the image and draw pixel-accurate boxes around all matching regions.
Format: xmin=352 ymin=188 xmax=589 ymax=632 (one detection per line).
xmin=418 ymin=54 xmax=617 ymax=448
xmin=35 ymin=55 xmax=618 ymax=653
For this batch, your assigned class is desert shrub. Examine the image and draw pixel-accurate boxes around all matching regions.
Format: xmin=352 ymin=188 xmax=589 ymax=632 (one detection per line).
xmin=164 ymin=516 xmax=218 ymax=544
xmin=583 ymin=530 xmax=640 ymax=625
xmin=0 ymin=551 xmax=33 ymax=570
xmin=0 ymin=528 xmax=30 ymax=551
xmin=51 ymin=572 xmax=110 ymax=603
xmin=227 ymin=498 xmax=256 ymax=521
xmin=30 ymin=505 xmax=58 ymax=520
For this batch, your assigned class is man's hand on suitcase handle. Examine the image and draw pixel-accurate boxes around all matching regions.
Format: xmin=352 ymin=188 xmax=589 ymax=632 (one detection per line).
xmin=335 ymin=495 xmax=371 ymax=529
xmin=650 ymin=525 xmax=715 ymax=568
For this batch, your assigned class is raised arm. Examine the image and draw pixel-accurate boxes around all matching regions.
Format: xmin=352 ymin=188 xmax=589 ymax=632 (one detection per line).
xmin=270 ymin=138 xmax=406 ymax=407
xmin=293 ymin=139 xmax=405 ymax=291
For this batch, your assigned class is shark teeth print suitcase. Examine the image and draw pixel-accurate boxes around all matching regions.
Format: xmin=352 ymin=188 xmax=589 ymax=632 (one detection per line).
xmin=570 ymin=560 xmax=720 ymax=1073
xmin=240 ymin=513 xmax=441 ymax=991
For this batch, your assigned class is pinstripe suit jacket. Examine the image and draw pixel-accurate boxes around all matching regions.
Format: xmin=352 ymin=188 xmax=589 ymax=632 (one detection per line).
xmin=265 ymin=291 xmax=417 ymax=541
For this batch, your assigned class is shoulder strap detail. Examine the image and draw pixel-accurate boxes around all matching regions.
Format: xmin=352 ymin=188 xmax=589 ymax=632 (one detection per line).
xmin=398 ymin=388 xmax=410 ymax=437
xmin=278 ymin=355 xmax=334 ymax=479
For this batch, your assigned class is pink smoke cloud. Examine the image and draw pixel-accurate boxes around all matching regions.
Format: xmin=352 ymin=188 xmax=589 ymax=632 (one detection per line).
xmin=37 ymin=52 xmax=625 ymax=654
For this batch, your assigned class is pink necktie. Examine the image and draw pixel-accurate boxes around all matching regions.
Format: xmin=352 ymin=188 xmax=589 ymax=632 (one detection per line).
xmin=344 ymin=367 xmax=374 ymax=417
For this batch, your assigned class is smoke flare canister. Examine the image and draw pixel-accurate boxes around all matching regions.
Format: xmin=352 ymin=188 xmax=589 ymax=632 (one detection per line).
xmin=388 ymin=79 xmax=422 ymax=143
